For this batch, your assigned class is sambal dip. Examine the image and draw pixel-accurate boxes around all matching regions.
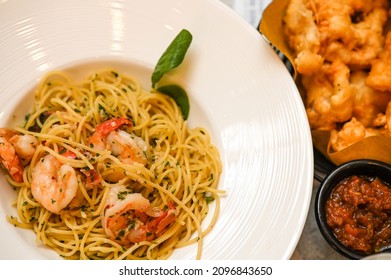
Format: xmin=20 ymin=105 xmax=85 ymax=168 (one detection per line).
xmin=325 ymin=175 xmax=391 ymax=254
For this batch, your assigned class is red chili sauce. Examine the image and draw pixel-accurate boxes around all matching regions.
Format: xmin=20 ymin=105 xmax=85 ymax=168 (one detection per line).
xmin=325 ymin=175 xmax=391 ymax=254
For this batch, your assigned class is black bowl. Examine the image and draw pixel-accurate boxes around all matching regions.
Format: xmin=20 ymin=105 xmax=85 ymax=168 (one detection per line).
xmin=314 ymin=159 xmax=391 ymax=259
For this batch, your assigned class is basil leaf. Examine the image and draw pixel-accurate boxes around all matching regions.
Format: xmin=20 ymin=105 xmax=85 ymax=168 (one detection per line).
xmin=151 ymin=29 xmax=193 ymax=88
xmin=157 ymin=84 xmax=190 ymax=120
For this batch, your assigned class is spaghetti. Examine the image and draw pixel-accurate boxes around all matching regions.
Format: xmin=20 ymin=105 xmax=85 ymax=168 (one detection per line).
xmin=2 ymin=68 xmax=223 ymax=260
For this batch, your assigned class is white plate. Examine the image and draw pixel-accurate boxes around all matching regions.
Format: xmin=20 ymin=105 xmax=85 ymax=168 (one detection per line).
xmin=0 ymin=0 xmax=313 ymax=260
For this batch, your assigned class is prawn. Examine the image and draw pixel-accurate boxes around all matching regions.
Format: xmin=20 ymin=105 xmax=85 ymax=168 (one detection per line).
xmin=102 ymin=185 xmax=178 ymax=245
xmin=0 ymin=129 xmax=38 ymax=183
xmin=31 ymin=154 xmax=78 ymax=214
xmin=88 ymin=117 xmax=147 ymax=165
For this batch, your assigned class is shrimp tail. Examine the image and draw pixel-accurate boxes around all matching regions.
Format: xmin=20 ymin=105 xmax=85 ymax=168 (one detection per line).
xmin=0 ymin=152 xmax=23 ymax=182
xmin=88 ymin=116 xmax=133 ymax=151
xmin=148 ymin=202 xmax=178 ymax=235
xmin=0 ymin=129 xmax=24 ymax=183
xmin=95 ymin=116 xmax=132 ymax=138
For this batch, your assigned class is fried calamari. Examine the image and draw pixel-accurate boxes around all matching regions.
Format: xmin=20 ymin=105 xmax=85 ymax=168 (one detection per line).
xmin=367 ymin=32 xmax=391 ymax=92
xmin=283 ymin=0 xmax=391 ymax=153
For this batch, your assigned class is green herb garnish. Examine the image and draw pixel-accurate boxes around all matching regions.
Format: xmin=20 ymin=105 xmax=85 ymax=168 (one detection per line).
xmin=151 ymin=29 xmax=192 ymax=120
xmin=156 ymin=84 xmax=190 ymax=120
xmin=151 ymin=29 xmax=192 ymax=88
